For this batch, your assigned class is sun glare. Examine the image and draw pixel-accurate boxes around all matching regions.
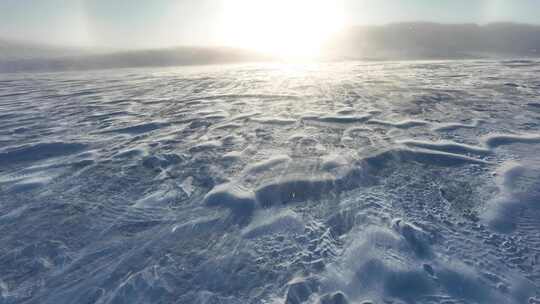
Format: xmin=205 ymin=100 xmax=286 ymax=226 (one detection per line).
xmin=223 ymin=0 xmax=344 ymax=59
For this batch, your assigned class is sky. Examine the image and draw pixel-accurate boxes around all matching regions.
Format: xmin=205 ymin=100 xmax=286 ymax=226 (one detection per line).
xmin=1 ymin=0 xmax=539 ymax=49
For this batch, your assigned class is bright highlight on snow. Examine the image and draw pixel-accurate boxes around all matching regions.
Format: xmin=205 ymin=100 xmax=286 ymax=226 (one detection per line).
xmin=222 ymin=0 xmax=344 ymax=59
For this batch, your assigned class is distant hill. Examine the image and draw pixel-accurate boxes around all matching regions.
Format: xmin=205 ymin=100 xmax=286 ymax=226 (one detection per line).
xmin=0 ymin=39 xmax=98 ymax=60
xmin=326 ymin=22 xmax=540 ymax=60
xmin=0 ymin=43 xmax=271 ymax=73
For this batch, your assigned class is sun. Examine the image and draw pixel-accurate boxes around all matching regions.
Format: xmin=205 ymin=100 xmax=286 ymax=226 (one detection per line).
xmin=222 ymin=0 xmax=344 ymax=59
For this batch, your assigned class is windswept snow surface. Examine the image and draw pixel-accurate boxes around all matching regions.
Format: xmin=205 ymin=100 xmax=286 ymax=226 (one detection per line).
xmin=1 ymin=61 xmax=540 ymax=303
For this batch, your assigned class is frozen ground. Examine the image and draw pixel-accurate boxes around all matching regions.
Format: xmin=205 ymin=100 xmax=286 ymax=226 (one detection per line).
xmin=0 ymin=60 xmax=540 ymax=304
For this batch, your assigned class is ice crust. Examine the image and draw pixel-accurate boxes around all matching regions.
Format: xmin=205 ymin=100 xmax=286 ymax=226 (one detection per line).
xmin=1 ymin=60 xmax=540 ymax=303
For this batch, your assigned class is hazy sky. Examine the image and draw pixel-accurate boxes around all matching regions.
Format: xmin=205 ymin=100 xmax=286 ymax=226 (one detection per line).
xmin=1 ymin=0 xmax=539 ymax=49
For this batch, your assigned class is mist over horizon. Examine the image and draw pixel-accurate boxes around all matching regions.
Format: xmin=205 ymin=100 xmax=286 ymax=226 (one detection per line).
xmin=2 ymin=0 xmax=540 ymax=72
xmin=1 ymin=22 xmax=540 ymax=73
xmin=2 ymin=21 xmax=540 ymax=51
xmin=2 ymin=0 xmax=540 ymax=49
